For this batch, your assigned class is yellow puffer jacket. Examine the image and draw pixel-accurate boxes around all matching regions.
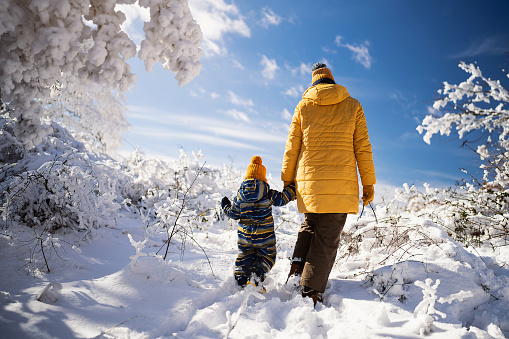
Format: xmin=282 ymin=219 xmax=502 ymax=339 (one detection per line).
xmin=281 ymin=83 xmax=376 ymax=214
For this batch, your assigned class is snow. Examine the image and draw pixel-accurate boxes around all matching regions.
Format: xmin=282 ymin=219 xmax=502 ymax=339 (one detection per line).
xmin=1 ymin=162 xmax=509 ymax=338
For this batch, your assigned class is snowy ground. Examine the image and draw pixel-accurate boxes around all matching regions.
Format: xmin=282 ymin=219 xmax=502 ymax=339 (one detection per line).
xmin=1 ymin=203 xmax=509 ymax=338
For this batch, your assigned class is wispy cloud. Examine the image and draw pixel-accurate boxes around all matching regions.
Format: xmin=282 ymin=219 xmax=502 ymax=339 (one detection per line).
xmin=283 ymin=85 xmax=304 ymax=97
xmin=126 ymin=105 xmax=286 ymax=147
xmin=223 ymin=109 xmax=250 ymax=123
xmin=335 ymin=35 xmax=373 ymax=69
xmin=260 ymin=55 xmax=278 ymax=80
xmin=281 ymin=108 xmax=293 ymax=121
xmin=260 ymin=7 xmax=281 ymax=28
xmin=288 ymin=62 xmax=311 ymax=77
xmin=131 ymin=126 xmax=263 ymax=151
xmin=228 ymin=91 xmax=254 ymax=107
xmin=232 ymin=59 xmax=245 ymax=70
xmin=189 ymin=86 xmax=207 ymax=97
xmin=390 ymin=90 xmax=418 ymax=113
xmin=413 ymin=169 xmax=461 ymax=182
xmin=188 ymin=0 xmax=250 ymax=56
xmin=451 ymin=34 xmax=509 ymax=58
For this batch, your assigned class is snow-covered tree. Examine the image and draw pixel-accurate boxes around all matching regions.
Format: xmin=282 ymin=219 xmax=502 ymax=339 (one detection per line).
xmin=0 ymin=0 xmax=202 ymax=150
xmin=40 ymin=74 xmax=130 ymax=155
xmin=417 ymin=61 xmax=509 ymax=244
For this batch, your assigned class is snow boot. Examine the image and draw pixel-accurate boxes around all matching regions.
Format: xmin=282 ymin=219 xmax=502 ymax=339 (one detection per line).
xmin=302 ymin=286 xmax=323 ymax=306
xmin=235 ymin=274 xmax=249 ymax=288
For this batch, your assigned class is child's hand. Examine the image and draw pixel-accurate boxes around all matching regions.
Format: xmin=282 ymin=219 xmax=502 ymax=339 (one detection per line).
xmin=221 ymin=197 xmax=231 ymax=208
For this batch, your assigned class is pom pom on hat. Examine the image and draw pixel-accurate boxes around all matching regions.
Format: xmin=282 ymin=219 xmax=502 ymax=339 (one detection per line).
xmin=312 ymin=62 xmax=327 ymax=72
xmin=251 ymin=156 xmax=262 ymax=165
xmin=245 ymin=156 xmax=267 ymax=182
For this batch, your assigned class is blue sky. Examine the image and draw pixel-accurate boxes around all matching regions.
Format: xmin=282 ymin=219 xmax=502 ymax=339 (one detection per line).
xmin=120 ymin=0 xmax=509 ymax=190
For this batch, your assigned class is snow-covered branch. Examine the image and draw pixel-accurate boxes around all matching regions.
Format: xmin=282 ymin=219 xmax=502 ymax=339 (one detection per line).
xmin=0 ymin=0 xmax=202 ymax=149
xmin=417 ymin=61 xmax=509 ymax=144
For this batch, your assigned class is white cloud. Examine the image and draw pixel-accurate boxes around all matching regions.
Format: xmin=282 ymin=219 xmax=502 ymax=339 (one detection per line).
xmin=228 ymin=91 xmax=254 ymax=107
xmin=232 ymin=59 xmax=245 ymax=70
xmin=260 ymin=7 xmax=281 ymax=28
xmin=189 ymin=86 xmax=207 ymax=97
xmin=210 ymin=92 xmax=220 ymax=99
xmin=335 ymin=35 xmax=373 ymax=69
xmin=281 ymin=108 xmax=293 ymax=121
xmin=260 ymin=55 xmax=278 ymax=80
xmin=283 ymin=85 xmax=304 ymax=97
xmin=189 ymin=0 xmax=250 ymax=56
xmin=223 ymin=109 xmax=250 ymax=123
xmin=344 ymin=43 xmax=372 ymax=69
xmin=289 ymin=62 xmax=310 ymax=77
xmin=299 ymin=63 xmax=310 ymax=75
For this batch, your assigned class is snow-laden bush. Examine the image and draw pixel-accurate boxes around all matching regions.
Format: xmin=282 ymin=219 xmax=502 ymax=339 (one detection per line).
xmin=337 ymin=184 xmax=452 ymax=272
xmin=120 ymin=149 xmax=242 ymax=265
xmin=2 ymin=159 xmax=119 ymax=232
xmin=1 ymin=124 xmax=121 ymax=232
xmin=348 ymin=180 xmax=508 ymax=252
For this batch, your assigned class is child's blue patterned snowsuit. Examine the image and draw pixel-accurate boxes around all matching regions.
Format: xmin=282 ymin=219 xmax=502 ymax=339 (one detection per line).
xmin=222 ymin=179 xmax=296 ymax=286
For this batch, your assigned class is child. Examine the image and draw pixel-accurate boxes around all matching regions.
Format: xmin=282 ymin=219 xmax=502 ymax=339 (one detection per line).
xmin=221 ymin=156 xmax=296 ymax=288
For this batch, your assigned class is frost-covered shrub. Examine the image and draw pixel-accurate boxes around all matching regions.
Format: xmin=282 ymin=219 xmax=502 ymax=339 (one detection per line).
xmin=118 ymin=149 xmax=243 ymax=265
xmin=0 ymin=121 xmax=127 ymax=232
xmin=337 ymin=186 xmax=450 ymax=269
xmin=2 ymin=159 xmax=118 ymax=231
xmin=368 ymin=262 xmax=417 ymax=302
xmin=368 ymin=181 xmax=508 ymax=248
xmin=1 ymin=145 xmax=120 ymax=233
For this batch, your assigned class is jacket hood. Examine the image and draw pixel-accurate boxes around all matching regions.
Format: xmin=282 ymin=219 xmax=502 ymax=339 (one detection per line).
xmin=302 ymin=84 xmax=350 ymax=106
xmin=238 ymin=179 xmax=268 ymax=202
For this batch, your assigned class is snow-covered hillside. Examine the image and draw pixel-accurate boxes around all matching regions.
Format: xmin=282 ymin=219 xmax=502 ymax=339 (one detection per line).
xmin=1 ymin=152 xmax=508 ymax=339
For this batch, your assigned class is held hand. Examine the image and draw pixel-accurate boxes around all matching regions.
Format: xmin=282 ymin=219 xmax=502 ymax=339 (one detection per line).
xmin=221 ymin=196 xmax=231 ymax=208
xmin=283 ymin=180 xmax=294 ymax=187
xmin=362 ymin=185 xmax=374 ymax=206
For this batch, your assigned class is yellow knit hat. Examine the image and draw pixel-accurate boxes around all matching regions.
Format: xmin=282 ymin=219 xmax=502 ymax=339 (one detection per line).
xmin=311 ymin=62 xmax=335 ymax=86
xmin=245 ymin=156 xmax=267 ymax=182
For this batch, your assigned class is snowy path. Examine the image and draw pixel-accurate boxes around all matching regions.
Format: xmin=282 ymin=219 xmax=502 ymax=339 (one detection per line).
xmin=1 ymin=214 xmax=509 ymax=338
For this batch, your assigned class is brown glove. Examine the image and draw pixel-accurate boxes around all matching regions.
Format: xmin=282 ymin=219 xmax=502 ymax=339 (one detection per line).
xmin=362 ymin=185 xmax=374 ymax=206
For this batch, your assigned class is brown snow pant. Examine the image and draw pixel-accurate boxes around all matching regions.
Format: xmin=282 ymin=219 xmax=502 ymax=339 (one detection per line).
xmin=291 ymin=213 xmax=347 ymax=293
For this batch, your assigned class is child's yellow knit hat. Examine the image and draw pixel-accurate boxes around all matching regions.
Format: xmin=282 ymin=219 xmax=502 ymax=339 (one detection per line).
xmin=245 ymin=156 xmax=267 ymax=182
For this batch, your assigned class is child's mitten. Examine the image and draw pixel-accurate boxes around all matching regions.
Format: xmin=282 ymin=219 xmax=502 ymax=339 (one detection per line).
xmin=221 ymin=197 xmax=231 ymax=208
